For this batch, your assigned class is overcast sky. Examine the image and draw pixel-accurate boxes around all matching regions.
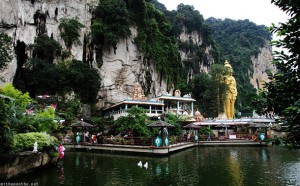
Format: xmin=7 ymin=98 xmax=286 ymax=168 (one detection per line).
xmin=158 ymin=0 xmax=289 ymax=27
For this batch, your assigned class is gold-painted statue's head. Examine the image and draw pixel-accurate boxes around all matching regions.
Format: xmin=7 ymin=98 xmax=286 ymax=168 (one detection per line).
xmin=224 ymin=60 xmax=233 ymax=75
xmin=224 ymin=60 xmax=232 ymax=68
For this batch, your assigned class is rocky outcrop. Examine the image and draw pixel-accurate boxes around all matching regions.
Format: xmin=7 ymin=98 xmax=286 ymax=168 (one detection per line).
xmin=178 ymin=26 xmax=215 ymax=73
xmin=0 ymin=151 xmax=56 ymax=180
xmin=0 ymin=0 xmax=216 ymax=110
xmin=0 ymin=0 xmax=172 ymax=110
xmin=0 ymin=0 xmax=97 ymax=84
xmin=97 ymin=27 xmax=170 ymax=109
xmin=249 ymin=42 xmax=276 ymax=90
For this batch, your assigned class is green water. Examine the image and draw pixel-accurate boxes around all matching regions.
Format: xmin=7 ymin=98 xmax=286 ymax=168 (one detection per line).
xmin=10 ymin=147 xmax=300 ymax=185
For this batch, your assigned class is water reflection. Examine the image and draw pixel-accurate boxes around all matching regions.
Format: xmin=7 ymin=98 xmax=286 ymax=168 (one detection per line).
xmin=228 ymin=150 xmax=244 ymax=186
xmin=153 ymin=159 xmax=170 ymax=176
xmin=10 ymin=147 xmax=300 ymax=185
xmin=261 ymin=148 xmax=268 ymax=162
xmin=56 ymin=160 xmax=65 ymax=184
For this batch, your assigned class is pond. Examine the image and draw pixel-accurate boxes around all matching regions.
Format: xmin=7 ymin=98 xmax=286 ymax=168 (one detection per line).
xmin=11 ymin=146 xmax=300 ymax=185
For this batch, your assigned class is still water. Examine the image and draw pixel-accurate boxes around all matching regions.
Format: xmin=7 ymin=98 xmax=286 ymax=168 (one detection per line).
xmin=12 ymin=147 xmax=300 ymax=186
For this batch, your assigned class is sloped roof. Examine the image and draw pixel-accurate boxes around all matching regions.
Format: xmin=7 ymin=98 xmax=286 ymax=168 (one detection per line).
xmin=183 ymin=123 xmax=202 ymax=129
xmin=70 ymin=120 xmax=95 ymax=128
xmin=147 ymin=120 xmax=175 ymax=128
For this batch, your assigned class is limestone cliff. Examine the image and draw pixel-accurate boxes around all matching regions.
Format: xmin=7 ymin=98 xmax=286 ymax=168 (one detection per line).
xmin=0 ymin=0 xmax=97 ymax=85
xmin=97 ymin=27 xmax=170 ymax=108
xmin=249 ymin=42 xmax=276 ymax=90
xmin=0 ymin=0 xmax=216 ymax=110
xmin=178 ymin=26 xmax=215 ymax=73
xmin=0 ymin=0 xmax=170 ymax=109
xmin=0 ymin=0 xmax=272 ymax=111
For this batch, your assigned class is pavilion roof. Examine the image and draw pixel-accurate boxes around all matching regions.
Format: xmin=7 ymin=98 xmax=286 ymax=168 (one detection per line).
xmin=147 ymin=120 xmax=175 ymax=128
xmin=70 ymin=120 xmax=95 ymax=128
xmin=156 ymin=95 xmax=196 ymax=102
xmin=183 ymin=123 xmax=202 ymax=129
xmin=188 ymin=118 xmax=276 ymax=127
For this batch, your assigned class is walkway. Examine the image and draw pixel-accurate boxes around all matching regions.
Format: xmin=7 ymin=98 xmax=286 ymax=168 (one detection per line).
xmin=65 ymin=140 xmax=268 ymax=156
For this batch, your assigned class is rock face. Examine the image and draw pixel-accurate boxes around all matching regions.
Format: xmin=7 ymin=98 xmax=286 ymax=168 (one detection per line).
xmin=0 ymin=0 xmax=97 ymax=85
xmin=0 ymin=151 xmax=56 ymax=180
xmin=97 ymin=27 xmax=170 ymax=109
xmin=0 ymin=0 xmax=270 ymax=110
xmin=249 ymin=42 xmax=275 ymax=90
xmin=0 ymin=0 xmax=172 ymax=109
xmin=178 ymin=27 xmax=215 ymax=73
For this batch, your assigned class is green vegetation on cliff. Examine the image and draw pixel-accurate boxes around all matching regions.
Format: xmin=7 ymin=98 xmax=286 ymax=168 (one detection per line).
xmin=13 ymin=33 xmax=100 ymax=104
xmin=205 ymin=18 xmax=272 ymax=115
xmin=0 ymin=33 xmax=12 ymax=75
xmin=4 ymin=0 xmax=274 ymax=119
xmin=91 ymin=0 xmax=182 ymax=88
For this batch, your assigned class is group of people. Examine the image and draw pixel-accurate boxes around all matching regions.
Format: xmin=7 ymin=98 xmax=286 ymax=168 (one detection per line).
xmin=83 ymin=131 xmax=104 ymax=144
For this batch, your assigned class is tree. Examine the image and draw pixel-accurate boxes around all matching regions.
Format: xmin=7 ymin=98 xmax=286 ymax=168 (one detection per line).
xmin=114 ymin=107 xmax=150 ymax=136
xmin=174 ymin=4 xmax=204 ymax=34
xmin=163 ymin=113 xmax=182 ymax=136
xmin=32 ymin=34 xmax=62 ymax=63
xmin=0 ymin=33 xmax=13 ymax=79
xmin=92 ymin=0 xmax=131 ymax=48
xmin=186 ymin=64 xmax=226 ymax=118
xmin=0 ymin=96 xmax=17 ymax=153
xmin=58 ymin=17 xmax=84 ymax=50
xmin=0 ymin=83 xmax=32 ymax=153
xmin=260 ymin=0 xmax=300 ymax=146
xmin=34 ymin=107 xmax=58 ymax=133
xmin=0 ymin=83 xmax=33 ymax=111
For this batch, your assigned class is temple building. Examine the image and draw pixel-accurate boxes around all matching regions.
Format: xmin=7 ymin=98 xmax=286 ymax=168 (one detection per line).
xmin=104 ymin=83 xmax=196 ymax=120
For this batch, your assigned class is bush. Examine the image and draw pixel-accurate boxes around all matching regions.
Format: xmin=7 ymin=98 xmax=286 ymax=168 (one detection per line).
xmin=58 ymin=17 xmax=84 ymax=49
xmin=11 ymin=132 xmax=58 ymax=152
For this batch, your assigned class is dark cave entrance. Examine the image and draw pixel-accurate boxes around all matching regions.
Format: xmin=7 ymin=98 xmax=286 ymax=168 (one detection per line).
xmin=13 ymin=40 xmax=27 ymax=92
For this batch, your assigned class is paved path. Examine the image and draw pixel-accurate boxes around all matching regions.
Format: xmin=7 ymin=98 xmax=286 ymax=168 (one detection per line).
xmin=65 ymin=140 xmax=268 ymax=155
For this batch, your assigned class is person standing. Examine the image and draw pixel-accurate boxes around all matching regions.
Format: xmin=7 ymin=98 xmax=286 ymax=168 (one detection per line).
xmin=84 ymin=131 xmax=90 ymax=142
xmin=97 ymin=132 xmax=103 ymax=144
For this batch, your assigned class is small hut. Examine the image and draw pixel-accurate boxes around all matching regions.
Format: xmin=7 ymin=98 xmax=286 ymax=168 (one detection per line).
xmin=147 ymin=120 xmax=175 ymax=147
xmin=70 ymin=120 xmax=95 ymax=143
xmin=183 ymin=123 xmax=202 ymax=142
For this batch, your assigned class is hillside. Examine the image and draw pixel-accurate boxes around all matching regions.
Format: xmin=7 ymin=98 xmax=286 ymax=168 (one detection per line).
xmin=0 ymin=0 xmax=273 ymax=117
xmin=205 ymin=18 xmax=274 ymax=114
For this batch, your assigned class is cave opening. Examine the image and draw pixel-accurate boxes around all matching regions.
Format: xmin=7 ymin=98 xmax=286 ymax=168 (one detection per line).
xmin=13 ymin=40 xmax=27 ymax=92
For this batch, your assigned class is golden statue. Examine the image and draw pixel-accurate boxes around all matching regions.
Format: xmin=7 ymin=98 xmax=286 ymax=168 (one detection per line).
xmin=224 ymin=60 xmax=237 ymax=119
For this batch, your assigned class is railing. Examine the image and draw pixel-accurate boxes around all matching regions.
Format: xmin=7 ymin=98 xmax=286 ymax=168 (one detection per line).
xmin=65 ymin=133 xmax=254 ymax=146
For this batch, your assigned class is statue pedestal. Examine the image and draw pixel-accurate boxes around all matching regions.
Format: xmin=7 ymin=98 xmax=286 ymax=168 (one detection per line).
xmin=217 ymin=113 xmax=228 ymax=120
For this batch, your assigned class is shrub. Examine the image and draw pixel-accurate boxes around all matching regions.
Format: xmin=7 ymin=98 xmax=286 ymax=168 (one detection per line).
xmin=0 ymin=83 xmax=33 ymax=110
xmin=0 ymin=33 xmax=13 ymax=73
xmin=11 ymin=132 xmax=57 ymax=152
xmin=59 ymin=17 xmax=84 ymax=49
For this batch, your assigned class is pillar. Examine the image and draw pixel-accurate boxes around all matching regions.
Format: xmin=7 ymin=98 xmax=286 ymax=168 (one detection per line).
xmin=177 ymin=100 xmax=180 ymax=116
xmin=191 ymin=102 xmax=194 ymax=116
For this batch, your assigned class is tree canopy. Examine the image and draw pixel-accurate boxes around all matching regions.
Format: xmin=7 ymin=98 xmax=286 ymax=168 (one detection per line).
xmin=114 ymin=107 xmax=150 ymax=136
xmin=259 ymin=0 xmax=300 ymax=146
